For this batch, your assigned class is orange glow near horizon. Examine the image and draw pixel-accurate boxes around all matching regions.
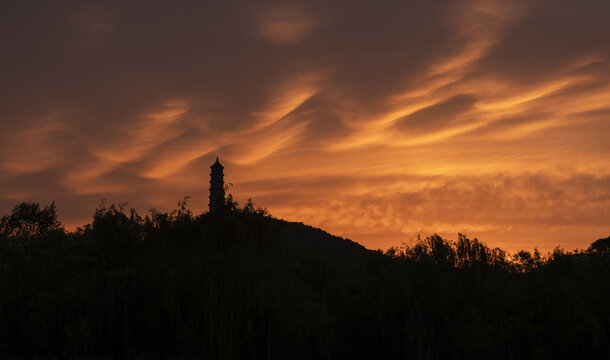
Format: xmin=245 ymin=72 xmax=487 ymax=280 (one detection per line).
xmin=1 ymin=1 xmax=609 ymax=253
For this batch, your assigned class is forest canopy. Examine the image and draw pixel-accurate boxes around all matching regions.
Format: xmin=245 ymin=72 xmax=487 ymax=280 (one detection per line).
xmin=1 ymin=200 xmax=609 ymax=359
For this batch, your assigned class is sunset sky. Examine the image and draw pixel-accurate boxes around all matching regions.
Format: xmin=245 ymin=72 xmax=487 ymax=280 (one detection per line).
xmin=1 ymin=0 xmax=609 ymax=252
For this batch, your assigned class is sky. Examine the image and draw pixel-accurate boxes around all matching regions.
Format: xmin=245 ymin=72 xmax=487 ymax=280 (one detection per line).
xmin=1 ymin=0 xmax=609 ymax=252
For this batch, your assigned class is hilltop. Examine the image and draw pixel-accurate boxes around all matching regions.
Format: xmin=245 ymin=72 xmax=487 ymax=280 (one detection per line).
xmin=1 ymin=200 xmax=609 ymax=359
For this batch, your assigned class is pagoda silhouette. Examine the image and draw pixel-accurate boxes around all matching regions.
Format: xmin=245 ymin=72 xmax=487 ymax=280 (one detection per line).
xmin=209 ymin=157 xmax=225 ymax=213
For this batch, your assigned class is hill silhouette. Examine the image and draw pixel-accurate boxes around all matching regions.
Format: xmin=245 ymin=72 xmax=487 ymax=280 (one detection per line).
xmin=1 ymin=199 xmax=609 ymax=359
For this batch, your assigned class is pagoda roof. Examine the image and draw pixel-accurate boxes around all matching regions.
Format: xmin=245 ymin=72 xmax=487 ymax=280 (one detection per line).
xmin=211 ymin=156 xmax=224 ymax=169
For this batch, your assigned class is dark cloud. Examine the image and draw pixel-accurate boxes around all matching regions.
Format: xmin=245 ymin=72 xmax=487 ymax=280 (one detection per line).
xmin=392 ymin=94 xmax=477 ymax=134
xmin=476 ymin=0 xmax=610 ymax=83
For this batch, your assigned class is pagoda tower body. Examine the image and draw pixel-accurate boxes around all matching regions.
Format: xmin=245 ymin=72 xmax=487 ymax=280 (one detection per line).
xmin=209 ymin=157 xmax=225 ymax=213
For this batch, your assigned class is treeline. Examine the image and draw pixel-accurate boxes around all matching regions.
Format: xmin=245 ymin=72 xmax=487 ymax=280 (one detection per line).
xmin=0 ymin=200 xmax=609 ymax=359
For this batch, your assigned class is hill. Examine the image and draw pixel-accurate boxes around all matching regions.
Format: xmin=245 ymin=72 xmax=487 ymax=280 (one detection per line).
xmin=1 ymin=200 xmax=609 ymax=359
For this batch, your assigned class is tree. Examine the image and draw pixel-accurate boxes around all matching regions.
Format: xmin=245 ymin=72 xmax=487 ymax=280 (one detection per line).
xmin=0 ymin=202 xmax=63 ymax=239
xmin=589 ymin=235 xmax=610 ymax=254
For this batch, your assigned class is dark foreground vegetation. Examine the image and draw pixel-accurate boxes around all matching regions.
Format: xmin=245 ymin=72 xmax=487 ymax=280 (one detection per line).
xmin=1 ymin=200 xmax=609 ymax=359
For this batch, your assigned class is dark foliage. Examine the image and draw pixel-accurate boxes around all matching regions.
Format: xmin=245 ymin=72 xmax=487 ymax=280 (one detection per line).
xmin=0 ymin=200 xmax=609 ymax=359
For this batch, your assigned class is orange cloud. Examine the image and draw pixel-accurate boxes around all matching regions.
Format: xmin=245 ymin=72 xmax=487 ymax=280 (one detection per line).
xmin=253 ymin=5 xmax=318 ymax=45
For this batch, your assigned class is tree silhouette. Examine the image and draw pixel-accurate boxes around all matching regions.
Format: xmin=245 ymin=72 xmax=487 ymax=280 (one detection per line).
xmin=0 ymin=201 xmax=62 ymax=238
xmin=0 ymin=200 xmax=609 ymax=359
xmin=589 ymin=235 xmax=610 ymax=253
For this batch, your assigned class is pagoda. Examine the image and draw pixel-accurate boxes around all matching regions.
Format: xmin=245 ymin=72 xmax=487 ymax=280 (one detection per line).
xmin=209 ymin=157 xmax=225 ymax=212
